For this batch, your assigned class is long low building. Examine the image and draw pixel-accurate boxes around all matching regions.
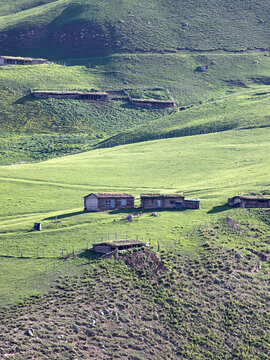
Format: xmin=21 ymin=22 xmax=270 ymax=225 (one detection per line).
xmin=131 ymin=98 xmax=176 ymax=108
xmin=228 ymin=196 xmax=270 ymax=208
xmin=32 ymin=90 xmax=108 ymax=101
xmin=0 ymin=55 xmax=47 ymax=65
xmin=93 ymin=240 xmax=147 ymax=254
xmin=140 ymin=194 xmax=200 ymax=209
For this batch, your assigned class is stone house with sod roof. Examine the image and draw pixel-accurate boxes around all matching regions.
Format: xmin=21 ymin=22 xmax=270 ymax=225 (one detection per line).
xmin=131 ymin=98 xmax=176 ymax=108
xmin=0 ymin=56 xmax=47 ymax=65
xmin=84 ymin=193 xmax=134 ymax=211
xmin=140 ymin=194 xmax=200 ymax=209
xmin=228 ymin=196 xmax=270 ymax=208
xmin=93 ymin=240 xmax=147 ymax=254
xmin=32 ymin=90 xmax=108 ymax=101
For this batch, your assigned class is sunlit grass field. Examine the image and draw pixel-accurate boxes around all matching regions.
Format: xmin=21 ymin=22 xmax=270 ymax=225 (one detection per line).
xmin=0 ymin=126 xmax=269 ymax=303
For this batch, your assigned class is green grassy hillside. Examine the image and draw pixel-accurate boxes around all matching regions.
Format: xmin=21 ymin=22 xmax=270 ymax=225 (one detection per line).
xmin=0 ymin=128 xmax=269 ymax=358
xmin=0 ymin=0 xmax=269 ymax=58
xmin=1 ymin=245 xmax=269 ymax=359
xmin=0 ymin=127 xmax=269 ymax=303
xmin=0 ymin=52 xmax=270 ymax=164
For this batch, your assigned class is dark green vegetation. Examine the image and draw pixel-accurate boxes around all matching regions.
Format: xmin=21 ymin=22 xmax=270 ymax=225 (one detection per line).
xmin=0 ymin=0 xmax=269 ymax=58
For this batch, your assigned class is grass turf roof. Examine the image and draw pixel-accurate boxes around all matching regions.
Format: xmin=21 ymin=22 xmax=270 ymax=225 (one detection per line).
xmin=140 ymin=193 xmax=184 ymax=198
xmin=93 ymin=239 xmax=146 ymax=246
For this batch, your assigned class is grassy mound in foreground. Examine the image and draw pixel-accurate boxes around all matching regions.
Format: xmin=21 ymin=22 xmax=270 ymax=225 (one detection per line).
xmin=0 ymin=242 xmax=269 ymax=359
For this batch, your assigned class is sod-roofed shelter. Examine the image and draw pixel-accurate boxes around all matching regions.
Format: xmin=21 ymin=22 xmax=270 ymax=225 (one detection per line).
xmin=93 ymin=239 xmax=146 ymax=254
xmin=32 ymin=90 xmax=108 ymax=101
xmin=0 ymin=55 xmax=47 ymax=65
xmin=140 ymin=193 xmax=200 ymax=209
xmin=228 ymin=196 xmax=270 ymax=208
xmin=84 ymin=193 xmax=134 ymax=211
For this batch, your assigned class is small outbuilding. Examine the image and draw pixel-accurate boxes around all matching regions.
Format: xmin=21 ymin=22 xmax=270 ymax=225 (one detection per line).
xmin=0 ymin=56 xmax=47 ymax=65
xmin=140 ymin=194 xmax=200 ymax=209
xmin=93 ymin=239 xmax=147 ymax=254
xmin=228 ymin=196 xmax=270 ymax=208
xmin=84 ymin=193 xmax=134 ymax=211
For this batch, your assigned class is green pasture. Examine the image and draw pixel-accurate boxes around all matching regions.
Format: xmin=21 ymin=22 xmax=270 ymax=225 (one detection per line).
xmin=0 ymin=52 xmax=270 ymax=164
xmin=0 ymin=126 xmax=269 ymax=303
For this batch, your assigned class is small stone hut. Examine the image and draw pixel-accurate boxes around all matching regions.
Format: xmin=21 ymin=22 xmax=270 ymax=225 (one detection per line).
xmin=32 ymin=90 xmax=108 ymax=101
xmin=93 ymin=239 xmax=147 ymax=254
xmin=0 ymin=56 xmax=47 ymax=65
xmin=140 ymin=194 xmax=200 ymax=209
xmin=84 ymin=193 xmax=134 ymax=211
xmin=228 ymin=196 xmax=270 ymax=208
xmin=131 ymin=98 xmax=176 ymax=108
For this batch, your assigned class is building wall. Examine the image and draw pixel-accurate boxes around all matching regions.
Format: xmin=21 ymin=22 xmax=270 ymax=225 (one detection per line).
xmin=242 ymin=199 xmax=270 ymax=208
xmin=131 ymin=100 xmax=175 ymax=108
xmin=141 ymin=198 xmax=163 ymax=209
xmin=98 ymin=197 xmax=134 ymax=211
xmin=0 ymin=58 xmax=4 ymax=65
xmin=33 ymin=93 xmax=107 ymax=100
xmin=141 ymin=197 xmax=185 ymax=209
xmin=84 ymin=195 xmax=99 ymax=211
xmin=184 ymin=200 xmax=200 ymax=209
xmin=93 ymin=245 xmax=112 ymax=254
xmin=229 ymin=197 xmax=270 ymax=208
xmin=163 ymin=197 xmax=185 ymax=208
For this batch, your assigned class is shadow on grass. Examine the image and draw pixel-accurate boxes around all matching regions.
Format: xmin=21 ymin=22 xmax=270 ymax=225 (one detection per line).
xmin=43 ymin=210 xmax=85 ymax=221
xmin=13 ymin=94 xmax=36 ymax=105
xmin=108 ymin=208 xmax=189 ymax=215
xmin=78 ymin=249 xmax=102 ymax=261
xmin=207 ymin=204 xmax=230 ymax=214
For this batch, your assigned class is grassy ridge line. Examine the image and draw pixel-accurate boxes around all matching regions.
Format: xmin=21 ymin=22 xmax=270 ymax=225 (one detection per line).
xmin=0 ymin=1 xmax=58 ymax=16
xmin=96 ymin=87 xmax=270 ymax=148
xmin=0 ymin=0 xmax=69 ymax=30
xmin=0 ymin=0 xmax=270 ymax=58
